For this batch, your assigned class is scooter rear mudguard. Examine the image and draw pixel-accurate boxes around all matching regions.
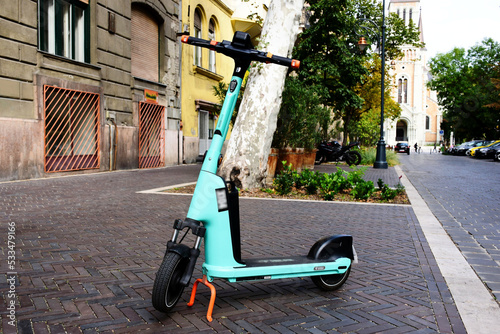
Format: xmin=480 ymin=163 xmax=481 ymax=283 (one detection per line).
xmin=307 ymin=235 xmax=354 ymax=262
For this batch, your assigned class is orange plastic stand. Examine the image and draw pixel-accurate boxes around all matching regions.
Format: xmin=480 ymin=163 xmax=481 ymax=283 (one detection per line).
xmin=187 ymin=275 xmax=216 ymax=322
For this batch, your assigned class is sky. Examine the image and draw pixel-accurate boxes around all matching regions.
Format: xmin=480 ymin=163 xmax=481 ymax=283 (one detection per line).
xmin=416 ymin=0 xmax=500 ymax=59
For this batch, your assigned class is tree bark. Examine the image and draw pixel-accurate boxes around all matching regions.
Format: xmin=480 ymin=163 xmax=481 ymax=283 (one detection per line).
xmin=218 ymin=0 xmax=304 ymax=189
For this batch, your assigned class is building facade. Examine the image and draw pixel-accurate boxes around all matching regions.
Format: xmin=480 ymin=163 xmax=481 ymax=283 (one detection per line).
xmin=180 ymin=0 xmax=264 ymax=163
xmin=386 ymin=0 xmax=442 ymax=148
xmin=0 ymin=0 xmax=181 ymax=181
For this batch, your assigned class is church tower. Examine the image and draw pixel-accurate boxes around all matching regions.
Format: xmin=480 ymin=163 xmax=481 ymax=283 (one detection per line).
xmin=386 ymin=0 xmax=442 ymax=147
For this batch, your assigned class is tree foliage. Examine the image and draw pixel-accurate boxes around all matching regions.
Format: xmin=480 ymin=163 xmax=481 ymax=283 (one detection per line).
xmin=428 ymin=38 xmax=500 ymax=140
xmin=349 ymin=54 xmax=401 ymax=145
xmin=291 ymin=0 xmax=422 ymax=144
xmin=272 ymin=76 xmax=331 ymax=149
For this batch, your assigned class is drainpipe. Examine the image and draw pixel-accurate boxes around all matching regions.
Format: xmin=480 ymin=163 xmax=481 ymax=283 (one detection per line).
xmin=107 ymin=116 xmax=118 ymax=171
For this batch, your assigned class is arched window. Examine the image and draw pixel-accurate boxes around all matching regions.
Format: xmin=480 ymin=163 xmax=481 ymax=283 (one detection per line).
xmin=208 ymin=18 xmax=216 ymax=72
xmin=425 ymin=116 xmax=430 ymax=130
xmin=131 ymin=4 xmax=160 ymax=81
xmin=403 ymin=78 xmax=408 ymax=103
xmin=398 ymin=78 xmax=403 ymax=103
xmin=194 ymin=8 xmax=202 ymax=66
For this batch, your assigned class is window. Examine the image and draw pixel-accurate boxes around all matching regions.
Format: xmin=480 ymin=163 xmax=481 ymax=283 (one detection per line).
xmin=403 ymin=78 xmax=408 ymax=103
xmin=39 ymin=0 xmax=90 ymax=62
xmin=208 ymin=18 xmax=216 ymax=72
xmin=131 ymin=4 xmax=160 ymax=82
xmin=194 ymin=8 xmax=202 ymax=67
xmin=425 ymin=116 xmax=430 ymax=130
xmin=403 ymin=9 xmax=406 ymax=24
xmin=398 ymin=79 xmax=402 ymax=103
xmin=409 ymin=9 xmax=413 ymax=24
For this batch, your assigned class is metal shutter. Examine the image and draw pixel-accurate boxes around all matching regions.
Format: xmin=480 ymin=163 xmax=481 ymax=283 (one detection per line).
xmin=131 ymin=6 xmax=159 ymax=82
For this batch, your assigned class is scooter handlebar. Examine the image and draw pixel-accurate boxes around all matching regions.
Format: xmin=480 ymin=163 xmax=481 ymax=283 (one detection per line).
xmin=181 ymin=34 xmax=300 ymax=69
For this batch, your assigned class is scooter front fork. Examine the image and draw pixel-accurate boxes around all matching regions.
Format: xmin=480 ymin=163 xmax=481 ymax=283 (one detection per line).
xmin=169 ymin=218 xmax=217 ymax=322
xmin=167 ymin=218 xmax=206 ymax=286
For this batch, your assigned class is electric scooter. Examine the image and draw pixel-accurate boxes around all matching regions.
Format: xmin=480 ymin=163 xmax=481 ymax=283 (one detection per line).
xmin=152 ymin=31 xmax=355 ymax=322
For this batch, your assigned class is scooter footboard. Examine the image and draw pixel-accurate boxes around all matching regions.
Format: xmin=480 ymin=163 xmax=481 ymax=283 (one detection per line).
xmin=307 ymin=235 xmax=354 ymax=261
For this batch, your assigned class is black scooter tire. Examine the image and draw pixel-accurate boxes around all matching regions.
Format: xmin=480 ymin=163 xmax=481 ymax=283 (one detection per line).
xmin=311 ymin=266 xmax=351 ymax=291
xmin=152 ymin=252 xmax=189 ymax=312
xmin=345 ymin=151 xmax=361 ymax=166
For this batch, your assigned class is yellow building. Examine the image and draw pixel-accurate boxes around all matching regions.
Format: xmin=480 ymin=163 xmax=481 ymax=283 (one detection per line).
xmin=180 ymin=0 xmax=265 ymax=162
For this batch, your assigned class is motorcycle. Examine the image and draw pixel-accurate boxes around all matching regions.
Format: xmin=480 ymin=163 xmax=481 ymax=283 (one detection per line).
xmin=315 ymin=141 xmax=362 ymax=165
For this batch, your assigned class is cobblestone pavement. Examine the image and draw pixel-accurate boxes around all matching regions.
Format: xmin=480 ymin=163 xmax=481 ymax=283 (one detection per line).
xmin=399 ymin=152 xmax=500 ymax=303
xmin=1 ymin=164 xmax=466 ymax=333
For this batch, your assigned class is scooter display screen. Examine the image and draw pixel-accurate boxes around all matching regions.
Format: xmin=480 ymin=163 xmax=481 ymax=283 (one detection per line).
xmin=215 ymin=188 xmax=228 ymax=212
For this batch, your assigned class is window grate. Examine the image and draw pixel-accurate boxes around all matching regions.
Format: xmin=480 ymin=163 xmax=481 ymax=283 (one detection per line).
xmin=138 ymin=102 xmax=165 ymax=169
xmin=44 ymin=85 xmax=100 ymax=173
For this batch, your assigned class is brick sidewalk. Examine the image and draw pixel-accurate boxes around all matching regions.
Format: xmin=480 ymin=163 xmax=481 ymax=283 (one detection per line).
xmin=1 ymin=165 xmax=465 ymax=333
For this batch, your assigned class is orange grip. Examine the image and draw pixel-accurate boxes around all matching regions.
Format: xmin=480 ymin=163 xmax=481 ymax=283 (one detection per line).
xmin=181 ymin=35 xmax=189 ymax=43
xmin=291 ymin=59 xmax=300 ymax=69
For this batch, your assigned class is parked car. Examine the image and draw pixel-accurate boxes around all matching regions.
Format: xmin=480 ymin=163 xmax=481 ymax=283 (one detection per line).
xmin=475 ymin=141 xmax=500 ymax=159
xmin=394 ymin=142 xmax=410 ymax=154
xmin=468 ymin=140 xmax=498 ymax=157
xmin=494 ymin=148 xmax=500 ymax=162
xmin=453 ymin=140 xmax=488 ymax=155
xmin=458 ymin=140 xmax=492 ymax=156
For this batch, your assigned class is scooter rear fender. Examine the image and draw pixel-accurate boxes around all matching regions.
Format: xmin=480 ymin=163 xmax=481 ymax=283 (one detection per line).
xmin=307 ymin=235 xmax=354 ymax=261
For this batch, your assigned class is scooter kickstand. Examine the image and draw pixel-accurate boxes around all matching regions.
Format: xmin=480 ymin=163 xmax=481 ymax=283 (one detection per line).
xmin=187 ymin=275 xmax=216 ymax=322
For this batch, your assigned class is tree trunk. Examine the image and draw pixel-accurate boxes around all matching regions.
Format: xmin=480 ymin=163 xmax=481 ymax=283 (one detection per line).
xmin=218 ymin=0 xmax=304 ymax=189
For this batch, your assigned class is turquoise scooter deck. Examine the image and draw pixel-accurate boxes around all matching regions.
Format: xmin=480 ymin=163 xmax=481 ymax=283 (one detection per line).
xmin=203 ymin=256 xmax=351 ymax=282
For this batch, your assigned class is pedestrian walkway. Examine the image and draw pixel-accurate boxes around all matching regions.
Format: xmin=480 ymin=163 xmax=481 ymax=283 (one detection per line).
xmin=0 ymin=163 xmax=471 ymax=333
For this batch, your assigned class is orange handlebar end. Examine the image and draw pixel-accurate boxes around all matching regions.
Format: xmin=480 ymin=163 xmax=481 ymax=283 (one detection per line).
xmin=291 ymin=59 xmax=300 ymax=69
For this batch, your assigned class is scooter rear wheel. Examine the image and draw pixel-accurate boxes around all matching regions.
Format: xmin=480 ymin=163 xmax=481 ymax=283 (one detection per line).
xmin=152 ymin=252 xmax=189 ymax=312
xmin=311 ymin=266 xmax=351 ymax=291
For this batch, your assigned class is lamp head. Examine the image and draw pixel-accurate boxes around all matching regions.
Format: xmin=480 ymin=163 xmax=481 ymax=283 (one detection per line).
xmin=358 ymin=36 xmax=368 ymax=52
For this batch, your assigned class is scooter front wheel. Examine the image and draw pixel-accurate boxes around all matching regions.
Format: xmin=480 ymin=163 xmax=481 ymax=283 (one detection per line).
xmin=311 ymin=266 xmax=351 ymax=291
xmin=152 ymin=251 xmax=189 ymax=312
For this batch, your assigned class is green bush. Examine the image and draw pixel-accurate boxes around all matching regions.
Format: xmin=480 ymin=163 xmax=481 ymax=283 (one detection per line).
xmin=318 ymin=168 xmax=348 ymax=200
xmin=297 ymin=169 xmax=322 ymax=195
xmin=352 ymin=180 xmax=375 ymax=200
xmin=346 ymin=167 xmax=367 ymax=188
xmin=377 ymin=178 xmax=406 ymax=201
xmin=273 ymin=161 xmax=296 ymax=195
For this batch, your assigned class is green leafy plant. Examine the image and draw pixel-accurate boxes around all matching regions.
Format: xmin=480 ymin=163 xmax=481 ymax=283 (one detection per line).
xmin=352 ymin=180 xmax=375 ymax=200
xmin=345 ymin=167 xmax=367 ymax=189
xmin=377 ymin=179 xmax=406 ymax=201
xmin=273 ymin=161 xmax=296 ymax=195
xmin=319 ymin=168 xmax=348 ymax=200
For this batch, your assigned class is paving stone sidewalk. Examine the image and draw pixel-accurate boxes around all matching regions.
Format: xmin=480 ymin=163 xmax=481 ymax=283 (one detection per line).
xmin=0 ymin=165 xmax=465 ymax=333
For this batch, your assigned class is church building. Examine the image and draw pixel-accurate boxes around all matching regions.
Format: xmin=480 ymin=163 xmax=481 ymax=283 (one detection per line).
xmin=385 ymin=0 xmax=442 ymax=148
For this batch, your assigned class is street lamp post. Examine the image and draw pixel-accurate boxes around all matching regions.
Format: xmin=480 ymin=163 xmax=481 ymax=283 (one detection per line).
xmin=357 ymin=0 xmax=388 ymax=169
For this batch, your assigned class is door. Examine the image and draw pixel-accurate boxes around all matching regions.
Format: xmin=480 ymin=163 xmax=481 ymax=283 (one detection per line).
xmin=198 ymin=110 xmax=214 ymax=155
